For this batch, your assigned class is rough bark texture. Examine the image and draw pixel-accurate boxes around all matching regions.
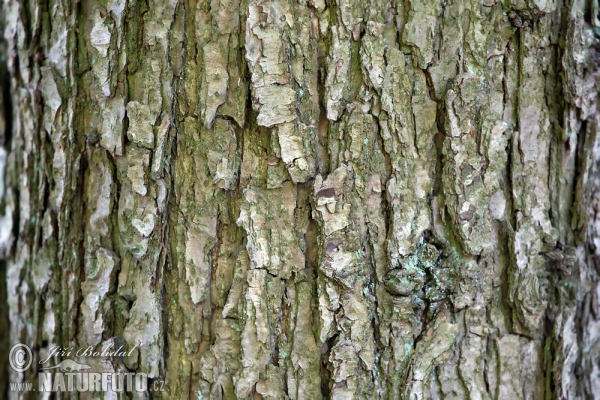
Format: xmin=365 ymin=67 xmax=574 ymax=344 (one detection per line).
xmin=1 ymin=0 xmax=599 ymax=398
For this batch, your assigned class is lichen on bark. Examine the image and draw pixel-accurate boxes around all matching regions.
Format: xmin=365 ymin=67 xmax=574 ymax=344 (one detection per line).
xmin=1 ymin=0 xmax=599 ymax=398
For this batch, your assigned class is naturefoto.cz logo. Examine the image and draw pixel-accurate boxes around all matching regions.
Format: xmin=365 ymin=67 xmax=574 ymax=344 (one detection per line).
xmin=9 ymin=343 xmax=165 ymax=393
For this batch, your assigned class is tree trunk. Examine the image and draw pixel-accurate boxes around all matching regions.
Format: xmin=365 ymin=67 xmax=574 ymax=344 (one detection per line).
xmin=1 ymin=0 xmax=599 ymax=398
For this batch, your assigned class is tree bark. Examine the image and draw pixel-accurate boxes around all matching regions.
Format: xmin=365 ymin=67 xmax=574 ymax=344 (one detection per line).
xmin=1 ymin=0 xmax=599 ymax=398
